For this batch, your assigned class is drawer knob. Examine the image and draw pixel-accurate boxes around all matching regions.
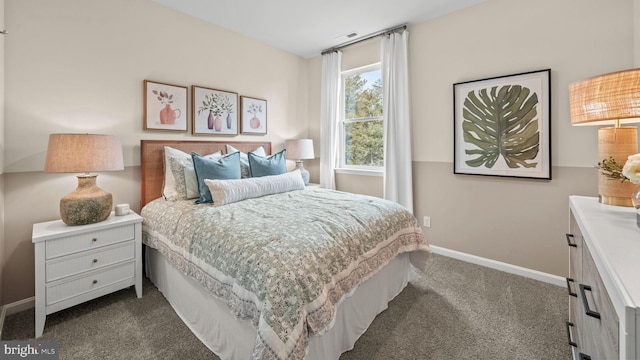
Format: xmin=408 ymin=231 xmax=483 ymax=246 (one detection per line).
xmin=92 ymin=259 xmax=98 ymax=263
xmin=92 ymin=238 xmax=98 ymax=242
xmin=92 ymin=279 xmax=98 ymax=285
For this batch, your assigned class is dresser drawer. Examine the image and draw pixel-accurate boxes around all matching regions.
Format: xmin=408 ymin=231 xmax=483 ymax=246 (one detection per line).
xmin=580 ymin=243 xmax=619 ymax=359
xmin=45 ymin=261 xmax=135 ymax=306
xmin=45 ymin=241 xmax=135 ymax=282
xmin=45 ymin=224 xmax=135 ymax=259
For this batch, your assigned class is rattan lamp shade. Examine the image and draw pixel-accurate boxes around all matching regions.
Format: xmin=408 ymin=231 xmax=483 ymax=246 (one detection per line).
xmin=569 ymin=69 xmax=640 ymax=206
xmin=45 ymin=134 xmax=124 ymax=225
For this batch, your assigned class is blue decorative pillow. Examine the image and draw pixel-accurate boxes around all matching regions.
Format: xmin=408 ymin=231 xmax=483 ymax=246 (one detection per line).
xmin=248 ymin=149 xmax=287 ymax=177
xmin=192 ymin=151 xmax=241 ymax=204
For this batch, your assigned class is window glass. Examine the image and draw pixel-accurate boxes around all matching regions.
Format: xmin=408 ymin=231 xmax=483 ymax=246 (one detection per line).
xmin=341 ymin=65 xmax=383 ymax=169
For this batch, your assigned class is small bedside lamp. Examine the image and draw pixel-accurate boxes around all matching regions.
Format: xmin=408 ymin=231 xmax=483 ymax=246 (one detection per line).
xmin=44 ymin=134 xmax=124 ymax=225
xmin=569 ymin=69 xmax=640 ymax=206
xmin=285 ymin=139 xmax=315 ymax=185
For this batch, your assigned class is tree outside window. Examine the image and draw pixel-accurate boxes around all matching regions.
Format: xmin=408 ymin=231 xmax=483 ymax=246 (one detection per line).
xmin=342 ymin=65 xmax=383 ymax=169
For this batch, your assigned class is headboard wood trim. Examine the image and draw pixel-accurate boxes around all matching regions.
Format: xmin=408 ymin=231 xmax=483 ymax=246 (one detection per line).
xmin=140 ymin=140 xmax=272 ymax=208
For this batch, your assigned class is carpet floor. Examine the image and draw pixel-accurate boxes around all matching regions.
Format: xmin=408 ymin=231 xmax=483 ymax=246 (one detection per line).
xmin=2 ymin=254 xmax=571 ymax=359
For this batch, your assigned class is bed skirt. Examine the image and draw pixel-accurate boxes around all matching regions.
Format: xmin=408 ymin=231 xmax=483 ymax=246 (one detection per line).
xmin=145 ymin=246 xmax=412 ymax=359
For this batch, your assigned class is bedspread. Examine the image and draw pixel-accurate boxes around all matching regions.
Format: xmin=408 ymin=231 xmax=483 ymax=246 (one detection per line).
xmin=142 ymin=188 xmax=430 ymax=360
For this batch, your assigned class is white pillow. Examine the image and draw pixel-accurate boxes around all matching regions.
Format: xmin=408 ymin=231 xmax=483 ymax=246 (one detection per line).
xmin=163 ymin=146 xmax=222 ymax=201
xmin=205 ymin=170 xmax=305 ymax=206
xmin=226 ymin=144 xmax=266 ymax=178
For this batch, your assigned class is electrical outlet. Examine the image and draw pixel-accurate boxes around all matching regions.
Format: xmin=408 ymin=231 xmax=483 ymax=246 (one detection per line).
xmin=423 ymin=216 xmax=431 ymax=227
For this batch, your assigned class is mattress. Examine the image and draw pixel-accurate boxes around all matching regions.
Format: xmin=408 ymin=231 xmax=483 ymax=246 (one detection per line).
xmin=142 ymin=188 xmax=430 ymax=359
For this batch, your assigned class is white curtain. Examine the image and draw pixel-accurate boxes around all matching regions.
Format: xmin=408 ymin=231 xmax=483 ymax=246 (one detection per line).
xmin=319 ymin=51 xmax=342 ymax=190
xmin=382 ymin=31 xmax=413 ymax=212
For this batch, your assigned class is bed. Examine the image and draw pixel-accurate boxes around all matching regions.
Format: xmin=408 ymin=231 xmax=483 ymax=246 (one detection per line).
xmin=139 ymin=140 xmax=430 ymax=360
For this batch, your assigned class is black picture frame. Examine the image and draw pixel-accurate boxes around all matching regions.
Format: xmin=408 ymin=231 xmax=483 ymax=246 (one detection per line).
xmin=453 ymin=69 xmax=551 ymax=179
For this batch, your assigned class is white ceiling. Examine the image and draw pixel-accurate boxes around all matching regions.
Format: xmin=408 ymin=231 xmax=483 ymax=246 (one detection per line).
xmin=151 ymin=0 xmax=487 ymax=59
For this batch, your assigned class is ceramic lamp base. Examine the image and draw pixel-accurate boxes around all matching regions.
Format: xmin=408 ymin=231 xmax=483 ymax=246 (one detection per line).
xmin=295 ymin=160 xmax=310 ymax=185
xmin=60 ymin=175 xmax=112 ymax=226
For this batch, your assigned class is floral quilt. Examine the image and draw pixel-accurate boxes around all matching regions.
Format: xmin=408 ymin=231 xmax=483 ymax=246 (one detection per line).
xmin=142 ymin=188 xmax=430 ymax=359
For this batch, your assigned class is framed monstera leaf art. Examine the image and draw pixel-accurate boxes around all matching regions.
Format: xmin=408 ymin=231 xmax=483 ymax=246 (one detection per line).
xmin=453 ymin=69 xmax=551 ymax=179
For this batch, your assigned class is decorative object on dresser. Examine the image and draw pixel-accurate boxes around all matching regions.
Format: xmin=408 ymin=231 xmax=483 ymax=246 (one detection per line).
xmin=44 ymin=134 xmax=124 ymax=226
xmin=192 ymin=85 xmax=239 ymax=135
xmin=143 ymin=80 xmax=188 ymax=131
xmin=622 ymin=153 xmax=640 ymax=225
xmin=569 ymin=69 xmax=640 ymax=206
xmin=240 ymin=96 xmax=267 ymax=134
xmin=565 ymin=196 xmax=640 ymax=359
xmin=32 ymin=211 xmax=143 ymax=338
xmin=453 ymin=69 xmax=551 ymax=179
xmin=284 ymin=138 xmax=315 ymax=185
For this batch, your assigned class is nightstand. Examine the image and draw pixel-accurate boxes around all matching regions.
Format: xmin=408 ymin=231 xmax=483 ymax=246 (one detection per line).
xmin=32 ymin=211 xmax=143 ymax=338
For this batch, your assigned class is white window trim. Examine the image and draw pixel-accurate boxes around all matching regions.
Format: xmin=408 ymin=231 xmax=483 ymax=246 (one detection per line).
xmin=335 ymin=167 xmax=384 ymax=177
xmin=338 ymin=63 xmax=383 ymax=173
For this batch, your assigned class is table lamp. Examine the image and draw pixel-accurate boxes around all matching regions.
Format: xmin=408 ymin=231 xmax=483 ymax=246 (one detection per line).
xmin=569 ymin=69 xmax=640 ymax=206
xmin=44 ymin=134 xmax=124 ymax=225
xmin=285 ymin=139 xmax=315 ymax=185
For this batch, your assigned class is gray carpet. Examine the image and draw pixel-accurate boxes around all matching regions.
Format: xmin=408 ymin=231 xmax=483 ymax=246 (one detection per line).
xmin=2 ymin=254 xmax=571 ymax=359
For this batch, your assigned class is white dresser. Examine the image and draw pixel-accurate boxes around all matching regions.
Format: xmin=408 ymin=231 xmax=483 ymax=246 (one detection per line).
xmin=567 ymin=196 xmax=640 ymax=359
xmin=32 ymin=212 xmax=143 ymax=338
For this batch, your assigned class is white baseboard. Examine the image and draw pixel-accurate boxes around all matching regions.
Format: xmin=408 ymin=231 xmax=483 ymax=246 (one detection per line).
xmin=430 ymin=245 xmax=565 ymax=287
xmin=0 ymin=297 xmax=35 ymax=339
xmin=0 ymin=297 xmax=35 ymax=338
xmin=5 ymin=297 xmax=35 ymax=315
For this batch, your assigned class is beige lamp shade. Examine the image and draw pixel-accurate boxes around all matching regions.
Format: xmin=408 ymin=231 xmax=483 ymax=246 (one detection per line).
xmin=284 ymin=139 xmax=315 ymax=160
xmin=44 ymin=134 xmax=124 ymax=225
xmin=569 ymin=69 xmax=640 ymax=206
xmin=284 ymin=139 xmax=314 ymax=185
xmin=569 ymin=69 xmax=640 ymax=126
xmin=44 ymin=134 xmax=124 ymax=173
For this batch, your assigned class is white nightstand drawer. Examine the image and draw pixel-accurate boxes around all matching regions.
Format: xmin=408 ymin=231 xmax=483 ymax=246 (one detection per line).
xmin=45 ymin=224 xmax=135 ymax=259
xmin=45 ymin=241 xmax=135 ymax=282
xmin=46 ymin=261 xmax=135 ymax=306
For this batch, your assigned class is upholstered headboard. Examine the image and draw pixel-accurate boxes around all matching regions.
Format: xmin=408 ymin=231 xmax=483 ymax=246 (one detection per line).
xmin=139 ymin=140 xmax=272 ymax=208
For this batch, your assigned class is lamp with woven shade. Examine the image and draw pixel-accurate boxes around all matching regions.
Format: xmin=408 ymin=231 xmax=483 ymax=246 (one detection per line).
xmin=44 ymin=134 xmax=124 ymax=225
xmin=569 ymin=69 xmax=640 ymax=206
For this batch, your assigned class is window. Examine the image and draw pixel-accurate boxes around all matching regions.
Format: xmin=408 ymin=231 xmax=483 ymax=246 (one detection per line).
xmin=340 ymin=64 xmax=383 ymax=172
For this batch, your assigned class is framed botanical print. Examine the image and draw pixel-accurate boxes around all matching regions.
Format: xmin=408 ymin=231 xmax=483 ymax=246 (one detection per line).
xmin=453 ymin=69 xmax=551 ymax=179
xmin=240 ymin=96 xmax=267 ymax=135
xmin=143 ymin=80 xmax=188 ymax=131
xmin=192 ymin=85 xmax=239 ymax=136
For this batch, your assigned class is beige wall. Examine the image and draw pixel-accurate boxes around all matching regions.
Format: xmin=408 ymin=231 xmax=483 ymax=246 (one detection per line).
xmin=308 ymin=0 xmax=635 ymax=276
xmin=0 ymin=0 xmax=5 ymax=306
xmin=3 ymin=0 xmax=309 ymax=303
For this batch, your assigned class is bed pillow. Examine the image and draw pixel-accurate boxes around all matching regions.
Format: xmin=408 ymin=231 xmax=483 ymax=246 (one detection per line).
xmin=163 ymin=146 xmax=222 ymax=201
xmin=205 ymin=170 xmax=305 ymax=206
xmin=192 ymin=151 xmax=241 ymax=204
xmin=248 ymin=149 xmax=287 ymax=178
xmin=226 ymin=144 xmax=266 ymax=178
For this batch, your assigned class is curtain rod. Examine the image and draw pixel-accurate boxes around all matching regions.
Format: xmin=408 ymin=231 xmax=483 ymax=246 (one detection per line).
xmin=321 ymin=24 xmax=406 ymax=55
